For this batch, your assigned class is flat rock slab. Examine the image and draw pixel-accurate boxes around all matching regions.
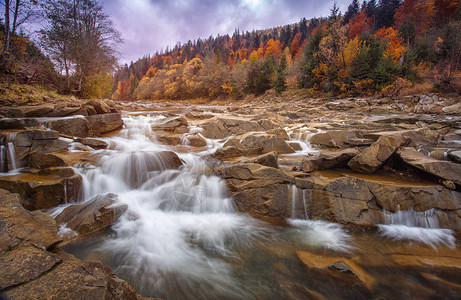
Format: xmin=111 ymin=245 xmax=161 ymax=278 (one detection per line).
xmin=397 ymin=147 xmax=461 ymax=186
xmin=301 ymin=148 xmax=360 ymax=172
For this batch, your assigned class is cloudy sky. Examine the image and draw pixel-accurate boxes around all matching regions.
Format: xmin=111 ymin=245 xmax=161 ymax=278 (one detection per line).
xmin=102 ymin=0 xmax=350 ymax=65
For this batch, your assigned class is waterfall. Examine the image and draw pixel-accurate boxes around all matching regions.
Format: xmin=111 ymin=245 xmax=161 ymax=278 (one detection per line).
xmin=72 ymin=114 xmax=268 ymax=299
xmin=7 ymin=142 xmax=17 ymax=171
xmin=302 ymin=189 xmax=308 ymax=219
xmin=378 ymin=208 xmax=455 ymax=248
xmin=290 ymin=184 xmax=297 ymax=218
xmin=0 ymin=145 xmax=5 ymax=173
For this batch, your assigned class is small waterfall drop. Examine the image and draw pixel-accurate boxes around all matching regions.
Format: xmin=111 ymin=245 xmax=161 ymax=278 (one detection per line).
xmin=7 ymin=142 xmax=17 ymax=171
xmin=0 ymin=144 xmax=5 ymax=173
xmin=378 ymin=209 xmax=455 ymax=248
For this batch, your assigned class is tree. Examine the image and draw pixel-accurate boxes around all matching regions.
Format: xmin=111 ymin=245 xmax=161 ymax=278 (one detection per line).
xmin=344 ymin=0 xmax=360 ymax=24
xmin=273 ymin=54 xmax=287 ymax=94
xmin=40 ymin=0 xmax=121 ymax=94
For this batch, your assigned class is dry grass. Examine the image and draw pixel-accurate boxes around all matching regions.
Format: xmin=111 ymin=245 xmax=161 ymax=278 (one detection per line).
xmin=0 ymin=84 xmax=71 ymax=106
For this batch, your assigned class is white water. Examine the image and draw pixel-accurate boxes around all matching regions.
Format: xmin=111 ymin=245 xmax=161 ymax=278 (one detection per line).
xmin=7 ymin=142 xmax=17 ymax=171
xmin=0 ymin=145 xmax=5 ymax=172
xmin=378 ymin=209 xmax=455 ymax=248
xmin=74 ymin=114 xmax=272 ymax=298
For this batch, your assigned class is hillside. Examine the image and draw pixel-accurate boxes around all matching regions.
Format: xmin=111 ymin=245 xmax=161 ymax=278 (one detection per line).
xmin=113 ymin=0 xmax=461 ymax=101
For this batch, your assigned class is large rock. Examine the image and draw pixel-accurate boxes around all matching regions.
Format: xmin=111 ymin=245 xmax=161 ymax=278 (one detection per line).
xmin=397 ymin=147 xmax=461 ymax=186
xmin=47 ymin=117 xmax=93 ymax=137
xmin=0 ymin=189 xmax=61 ymax=251
xmin=448 ymin=150 xmax=461 ymax=163
xmin=30 ymin=152 xmax=67 ymax=169
xmin=56 ymin=194 xmax=127 ymax=235
xmin=185 ymin=134 xmax=207 ymax=147
xmin=86 ymin=112 xmax=124 ymax=135
xmin=85 ymin=99 xmax=112 ymax=114
xmin=212 ymin=146 xmax=246 ymax=159
xmin=442 ymin=102 xmax=461 ymax=115
xmin=309 ymin=130 xmax=358 ymax=148
xmin=348 ymin=135 xmax=407 ymax=173
xmin=0 ymin=189 xmax=143 ymax=300
xmin=153 ymin=116 xmax=189 ymax=134
xmin=221 ymin=132 xmax=295 ymax=157
xmin=0 ymin=118 xmax=40 ymax=130
xmin=201 ymin=117 xmax=265 ymax=139
xmin=0 ymin=173 xmax=82 ymax=210
xmin=301 ymin=148 xmax=360 ymax=172
xmin=75 ymin=137 xmax=108 ymax=149
xmin=246 ymin=151 xmax=279 ymax=168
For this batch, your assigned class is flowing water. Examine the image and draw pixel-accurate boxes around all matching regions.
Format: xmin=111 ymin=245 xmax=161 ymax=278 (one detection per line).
xmin=58 ymin=113 xmax=460 ymax=299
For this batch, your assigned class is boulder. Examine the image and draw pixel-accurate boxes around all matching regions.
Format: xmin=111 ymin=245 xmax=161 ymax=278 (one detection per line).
xmin=213 ymin=146 xmax=246 ymax=159
xmin=246 ymin=151 xmax=279 ymax=168
xmin=153 ymin=116 xmax=189 ymax=134
xmin=86 ymin=112 xmax=124 ymax=135
xmin=46 ymin=117 xmax=93 ymax=137
xmin=301 ymin=148 xmax=360 ymax=172
xmin=30 ymin=152 xmax=67 ymax=169
xmin=85 ymin=99 xmax=112 ymax=114
xmin=442 ymin=102 xmax=461 ymax=115
xmin=185 ymin=111 xmax=215 ymax=119
xmin=201 ymin=117 xmax=265 ymax=139
xmin=0 ymin=189 xmax=61 ymax=251
xmin=223 ymin=132 xmax=295 ymax=156
xmin=348 ymin=135 xmax=407 ymax=173
xmin=0 ymin=173 xmax=82 ymax=210
xmin=75 ymin=138 xmax=108 ymax=149
xmin=397 ymin=147 xmax=461 ymax=186
xmin=0 ymin=189 xmax=143 ymax=300
xmin=55 ymin=194 xmax=127 ymax=235
xmin=185 ymin=134 xmax=207 ymax=147
xmin=448 ymin=150 xmax=461 ymax=163
xmin=309 ymin=130 xmax=357 ymax=148
xmin=0 ymin=118 xmax=40 ymax=130
xmin=156 ymin=133 xmax=181 ymax=146
xmin=287 ymin=141 xmax=303 ymax=151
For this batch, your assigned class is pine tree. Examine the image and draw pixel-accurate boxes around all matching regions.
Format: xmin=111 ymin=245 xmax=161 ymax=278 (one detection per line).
xmin=344 ymin=0 xmax=360 ymax=24
xmin=273 ymin=55 xmax=287 ymax=94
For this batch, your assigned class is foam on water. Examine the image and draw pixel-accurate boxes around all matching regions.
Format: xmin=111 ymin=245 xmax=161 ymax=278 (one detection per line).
xmin=287 ymin=219 xmax=352 ymax=252
xmin=379 ymin=209 xmax=456 ymax=248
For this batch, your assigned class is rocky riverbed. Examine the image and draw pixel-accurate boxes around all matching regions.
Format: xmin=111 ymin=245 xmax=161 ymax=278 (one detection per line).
xmin=1 ymin=94 xmax=461 ymax=299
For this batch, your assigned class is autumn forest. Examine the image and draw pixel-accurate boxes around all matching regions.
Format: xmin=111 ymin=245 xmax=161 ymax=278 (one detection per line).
xmin=1 ymin=0 xmax=461 ymax=100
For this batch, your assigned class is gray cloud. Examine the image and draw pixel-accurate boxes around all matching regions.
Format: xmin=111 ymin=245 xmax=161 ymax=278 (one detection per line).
xmin=102 ymin=0 xmax=350 ymax=65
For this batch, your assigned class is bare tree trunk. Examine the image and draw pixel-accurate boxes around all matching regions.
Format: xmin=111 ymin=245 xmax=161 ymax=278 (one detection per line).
xmin=4 ymin=0 xmax=11 ymax=52
xmin=11 ymin=0 xmax=21 ymax=37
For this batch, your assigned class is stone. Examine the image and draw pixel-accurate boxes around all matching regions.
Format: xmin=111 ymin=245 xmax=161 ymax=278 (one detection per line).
xmin=213 ymin=146 xmax=246 ymax=159
xmin=201 ymin=117 xmax=265 ymax=139
xmin=185 ymin=111 xmax=215 ymax=119
xmin=86 ymin=113 xmax=124 ymax=135
xmin=397 ymin=147 xmax=461 ymax=186
xmin=442 ymin=102 xmax=461 ymax=115
xmin=0 ymin=189 xmax=61 ymax=251
xmin=309 ymin=130 xmax=357 ymax=148
xmin=156 ymin=133 xmax=181 ymax=146
xmin=55 ymin=193 xmax=128 ymax=235
xmin=30 ymin=152 xmax=67 ymax=169
xmin=225 ymin=132 xmax=295 ymax=155
xmin=287 ymin=141 xmax=303 ymax=151
xmin=448 ymin=150 xmax=461 ymax=163
xmin=75 ymin=138 xmax=108 ymax=149
xmin=0 ymin=118 xmax=40 ymax=130
xmin=0 ymin=246 xmax=62 ymax=290
xmin=442 ymin=180 xmax=456 ymax=190
xmin=296 ymin=251 xmax=377 ymax=291
xmin=0 ymin=174 xmax=82 ymax=210
xmin=153 ymin=116 xmax=189 ymax=134
xmin=301 ymin=149 xmax=360 ymax=172
xmin=46 ymin=117 xmax=93 ymax=137
xmin=185 ymin=134 xmax=207 ymax=147
xmin=246 ymin=151 xmax=279 ymax=168
xmin=348 ymin=135 xmax=407 ymax=173
xmin=85 ymin=99 xmax=112 ymax=114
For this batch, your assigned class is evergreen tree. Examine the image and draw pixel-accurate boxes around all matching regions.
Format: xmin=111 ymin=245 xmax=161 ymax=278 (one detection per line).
xmin=344 ymin=0 xmax=360 ymax=24
xmin=273 ymin=55 xmax=287 ymax=94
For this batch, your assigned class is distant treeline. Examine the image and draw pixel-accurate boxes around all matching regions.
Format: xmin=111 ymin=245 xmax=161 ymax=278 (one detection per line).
xmin=114 ymin=0 xmax=461 ymax=100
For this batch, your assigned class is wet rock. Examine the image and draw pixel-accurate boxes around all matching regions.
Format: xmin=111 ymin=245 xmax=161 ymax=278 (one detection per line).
xmin=153 ymin=116 xmax=189 ymax=134
xmin=75 ymin=138 xmax=108 ymax=149
xmin=309 ymin=130 xmax=358 ymax=148
xmin=0 ymin=174 xmax=82 ymax=210
xmin=156 ymin=133 xmax=181 ymax=146
xmin=223 ymin=132 xmax=295 ymax=156
xmin=185 ymin=111 xmax=215 ymax=119
xmin=287 ymin=141 xmax=303 ymax=151
xmin=46 ymin=117 xmax=93 ymax=137
xmin=55 ymin=194 xmax=127 ymax=235
xmin=201 ymin=117 xmax=265 ymax=139
xmin=0 ymin=189 xmax=61 ymax=251
xmin=30 ymin=152 xmax=67 ymax=169
xmin=246 ymin=151 xmax=279 ymax=168
xmin=0 ymin=189 xmax=143 ymax=300
xmin=301 ymin=149 xmax=360 ymax=172
xmin=296 ymin=251 xmax=376 ymax=291
xmin=348 ymin=135 xmax=407 ymax=173
xmin=185 ymin=134 xmax=207 ymax=147
xmin=86 ymin=112 xmax=124 ymax=135
xmin=397 ymin=147 xmax=461 ymax=186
